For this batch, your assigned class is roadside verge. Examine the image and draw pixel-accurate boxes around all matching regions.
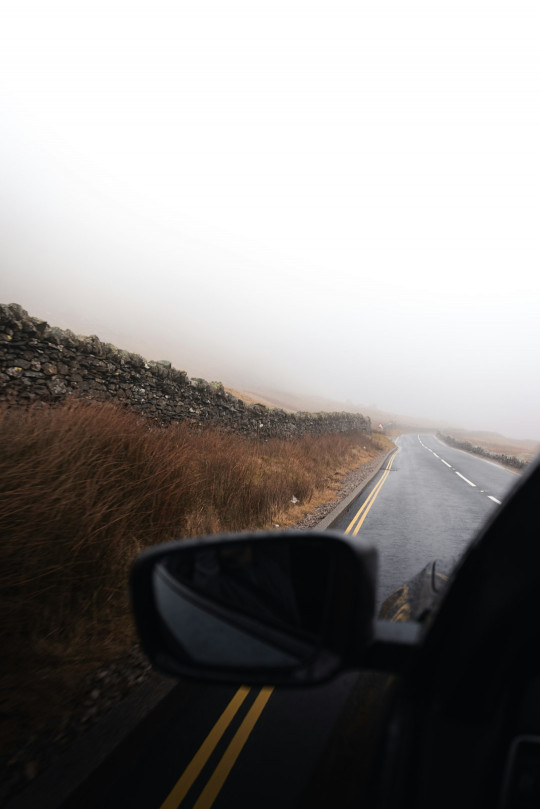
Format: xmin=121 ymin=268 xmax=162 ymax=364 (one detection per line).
xmin=5 ymin=444 xmax=396 ymax=809
xmin=316 ymin=447 xmax=396 ymax=530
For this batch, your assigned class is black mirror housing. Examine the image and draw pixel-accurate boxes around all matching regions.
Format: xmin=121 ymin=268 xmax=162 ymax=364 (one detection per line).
xmin=130 ymin=530 xmax=378 ymax=685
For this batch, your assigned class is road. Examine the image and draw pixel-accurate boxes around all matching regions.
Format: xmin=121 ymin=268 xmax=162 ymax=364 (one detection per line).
xmin=14 ymin=434 xmax=521 ymax=809
xmin=332 ymin=432 xmax=520 ymax=607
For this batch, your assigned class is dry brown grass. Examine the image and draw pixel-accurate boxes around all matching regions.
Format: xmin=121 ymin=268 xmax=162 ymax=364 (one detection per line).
xmin=271 ymin=433 xmax=394 ymax=527
xmin=0 ymin=400 xmax=385 ymax=754
xmin=450 ymin=432 xmax=538 ymax=461
xmin=223 ymin=387 xmax=289 ymax=410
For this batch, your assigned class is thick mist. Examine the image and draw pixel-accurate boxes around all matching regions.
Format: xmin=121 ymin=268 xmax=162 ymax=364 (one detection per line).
xmin=1 ymin=1 xmax=539 ymax=440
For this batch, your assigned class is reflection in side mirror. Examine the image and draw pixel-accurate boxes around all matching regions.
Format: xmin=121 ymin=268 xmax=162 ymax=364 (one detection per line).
xmin=153 ymin=546 xmax=325 ymax=669
xmin=131 ymin=530 xmax=378 ymax=685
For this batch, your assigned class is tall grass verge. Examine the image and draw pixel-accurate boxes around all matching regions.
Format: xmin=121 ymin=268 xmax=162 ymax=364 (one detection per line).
xmin=0 ymin=400 xmax=386 ymax=753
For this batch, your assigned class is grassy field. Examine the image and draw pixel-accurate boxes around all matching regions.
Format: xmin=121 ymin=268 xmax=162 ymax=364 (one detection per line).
xmin=0 ymin=399 xmax=389 ymax=757
xmin=446 ymin=430 xmax=538 ymax=462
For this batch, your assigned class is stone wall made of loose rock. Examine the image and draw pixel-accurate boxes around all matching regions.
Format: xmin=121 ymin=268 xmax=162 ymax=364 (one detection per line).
xmin=0 ymin=304 xmax=371 ymax=438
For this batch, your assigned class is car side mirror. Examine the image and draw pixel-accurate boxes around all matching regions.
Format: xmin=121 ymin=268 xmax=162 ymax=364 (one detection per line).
xmin=130 ymin=530 xmax=378 ymax=685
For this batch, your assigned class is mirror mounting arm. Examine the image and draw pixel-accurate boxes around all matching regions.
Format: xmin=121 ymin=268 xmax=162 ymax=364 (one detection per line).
xmin=364 ymin=620 xmax=422 ymax=673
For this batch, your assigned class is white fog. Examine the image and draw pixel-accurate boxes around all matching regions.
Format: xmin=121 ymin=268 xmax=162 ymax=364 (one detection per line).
xmin=1 ymin=0 xmax=539 ymax=439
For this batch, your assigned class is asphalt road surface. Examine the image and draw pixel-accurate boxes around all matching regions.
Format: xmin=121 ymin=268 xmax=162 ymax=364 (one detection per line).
xmin=17 ymin=434 xmax=521 ymax=809
xmin=332 ymin=433 xmax=520 ymax=608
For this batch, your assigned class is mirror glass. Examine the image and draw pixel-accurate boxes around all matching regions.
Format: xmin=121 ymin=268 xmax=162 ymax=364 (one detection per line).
xmin=151 ymin=539 xmax=337 ymax=670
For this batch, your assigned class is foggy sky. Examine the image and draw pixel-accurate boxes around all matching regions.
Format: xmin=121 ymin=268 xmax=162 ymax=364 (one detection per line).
xmin=2 ymin=1 xmax=539 ymax=440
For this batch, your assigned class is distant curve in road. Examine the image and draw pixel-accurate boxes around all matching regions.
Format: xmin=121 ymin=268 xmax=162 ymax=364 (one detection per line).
xmin=332 ymin=432 xmax=520 ymax=606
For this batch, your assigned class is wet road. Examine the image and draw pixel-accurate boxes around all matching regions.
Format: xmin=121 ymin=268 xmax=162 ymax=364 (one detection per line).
xmin=56 ymin=675 xmax=358 ymax=809
xmin=332 ymin=433 xmax=520 ymax=607
xmin=16 ymin=434 xmax=522 ymax=809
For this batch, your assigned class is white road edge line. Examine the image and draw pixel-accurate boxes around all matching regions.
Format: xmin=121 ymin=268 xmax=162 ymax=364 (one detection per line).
xmin=488 ymin=495 xmax=502 ymax=504
xmin=455 ymin=471 xmax=476 ymax=487
xmin=441 ymin=459 xmax=451 ymax=467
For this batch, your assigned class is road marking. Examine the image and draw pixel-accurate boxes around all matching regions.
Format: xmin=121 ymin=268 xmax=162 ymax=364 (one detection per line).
xmin=455 ymin=471 xmax=476 ymax=487
xmin=379 ymin=583 xmax=409 ymax=620
xmin=345 ymin=477 xmax=386 ymax=535
xmin=159 ymin=686 xmax=251 ymax=809
xmin=192 ymin=687 xmax=274 ymax=809
xmin=420 ymin=435 xmax=512 ymax=499
xmin=394 ymin=601 xmax=412 ymax=622
xmin=346 ymin=450 xmax=399 ymax=536
xmin=346 ymin=451 xmax=398 ymax=534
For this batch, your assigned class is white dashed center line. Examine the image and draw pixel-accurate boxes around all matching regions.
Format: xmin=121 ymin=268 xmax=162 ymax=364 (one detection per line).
xmin=455 ymin=471 xmax=476 ymax=487
xmin=418 ymin=434 xmax=504 ymax=504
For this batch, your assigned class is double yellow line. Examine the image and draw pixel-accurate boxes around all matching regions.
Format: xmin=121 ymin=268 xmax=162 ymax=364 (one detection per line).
xmin=160 ymin=686 xmax=274 ymax=809
xmin=345 ymin=449 xmax=399 ymax=536
xmin=161 ymin=449 xmax=398 ymax=808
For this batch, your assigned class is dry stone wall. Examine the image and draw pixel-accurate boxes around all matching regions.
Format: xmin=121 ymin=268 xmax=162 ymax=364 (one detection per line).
xmin=437 ymin=432 xmax=527 ymax=469
xmin=0 ymin=304 xmax=371 ymax=438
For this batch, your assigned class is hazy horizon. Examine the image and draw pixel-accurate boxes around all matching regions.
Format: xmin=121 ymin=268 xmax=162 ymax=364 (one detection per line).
xmin=2 ymin=1 xmax=539 ymax=442
xmin=3 ymin=297 xmax=538 ymax=445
